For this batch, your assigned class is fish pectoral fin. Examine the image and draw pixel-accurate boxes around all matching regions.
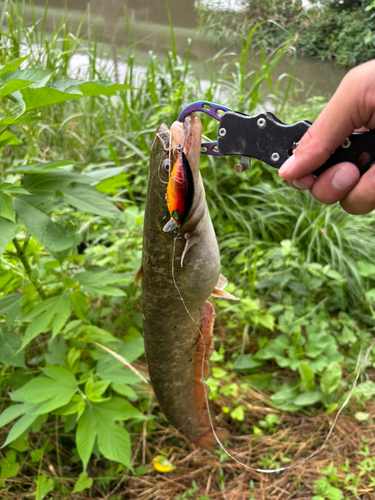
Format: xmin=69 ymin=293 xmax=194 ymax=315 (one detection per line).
xmin=181 ymin=231 xmax=202 ymax=267
xmin=134 ymin=265 xmax=143 ymax=286
xmin=211 ymin=287 xmax=239 ymax=300
xmin=216 ymin=273 xmax=228 ymax=290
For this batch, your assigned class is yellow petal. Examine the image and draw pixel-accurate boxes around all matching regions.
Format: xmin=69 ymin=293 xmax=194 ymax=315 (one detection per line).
xmin=152 ymin=455 xmax=175 ymax=473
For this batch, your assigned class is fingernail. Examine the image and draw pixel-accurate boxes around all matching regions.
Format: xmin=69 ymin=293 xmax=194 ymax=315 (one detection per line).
xmin=292 ymin=179 xmax=308 ymax=190
xmin=279 ymin=154 xmax=295 ymax=175
xmin=332 ymin=167 xmax=359 ymax=191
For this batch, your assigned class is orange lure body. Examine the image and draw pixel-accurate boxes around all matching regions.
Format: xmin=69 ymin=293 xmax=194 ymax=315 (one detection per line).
xmin=166 ymin=149 xmax=190 ymax=225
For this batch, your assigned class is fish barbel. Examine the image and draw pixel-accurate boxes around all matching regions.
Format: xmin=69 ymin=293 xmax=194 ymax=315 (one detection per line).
xmin=141 ymin=113 xmax=232 ymax=449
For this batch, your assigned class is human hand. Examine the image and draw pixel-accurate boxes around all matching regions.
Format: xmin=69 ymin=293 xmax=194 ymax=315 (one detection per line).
xmin=278 ymin=60 xmax=375 ymax=215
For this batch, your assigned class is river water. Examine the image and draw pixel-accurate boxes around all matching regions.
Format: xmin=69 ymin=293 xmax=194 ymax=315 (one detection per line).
xmin=28 ymin=0 xmax=347 ymax=100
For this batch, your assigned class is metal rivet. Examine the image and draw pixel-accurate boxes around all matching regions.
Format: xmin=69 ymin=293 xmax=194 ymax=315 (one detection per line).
xmin=271 ymin=152 xmax=280 ymax=162
xmin=257 ymin=118 xmax=266 ymax=129
xmin=341 ymin=138 xmax=351 ymax=149
xmin=218 ymin=128 xmax=226 ymax=137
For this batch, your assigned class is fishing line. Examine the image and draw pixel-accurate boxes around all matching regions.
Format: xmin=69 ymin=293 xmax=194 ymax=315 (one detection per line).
xmin=172 ymin=236 xmax=375 ymax=473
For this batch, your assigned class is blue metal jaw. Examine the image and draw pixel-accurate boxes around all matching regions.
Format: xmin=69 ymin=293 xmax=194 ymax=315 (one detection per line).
xmin=178 ymin=101 xmax=232 ymax=156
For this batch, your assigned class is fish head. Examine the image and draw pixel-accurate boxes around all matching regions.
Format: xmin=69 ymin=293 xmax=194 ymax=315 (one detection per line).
xmin=147 ymin=113 xmax=205 ymax=235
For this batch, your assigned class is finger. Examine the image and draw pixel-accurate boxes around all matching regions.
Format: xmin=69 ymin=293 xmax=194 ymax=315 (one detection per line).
xmin=340 ymin=163 xmax=375 ymax=214
xmin=278 ymin=60 xmax=375 ymax=180
xmin=286 ymin=173 xmax=315 ymax=190
xmin=309 ymin=162 xmax=360 ymax=204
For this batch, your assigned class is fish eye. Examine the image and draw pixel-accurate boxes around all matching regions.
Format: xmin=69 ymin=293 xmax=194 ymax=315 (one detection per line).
xmin=162 ymin=159 xmax=172 ymax=172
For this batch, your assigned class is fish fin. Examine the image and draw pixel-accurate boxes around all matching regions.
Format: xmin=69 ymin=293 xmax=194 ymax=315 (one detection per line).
xmin=193 ymin=301 xmax=215 ymax=430
xmin=181 ymin=231 xmax=201 ymax=267
xmin=134 ymin=266 xmax=143 ymax=286
xmin=195 ymin=428 xmax=231 ymax=451
xmin=216 ymin=273 xmax=228 ymax=290
xmin=211 ymin=288 xmax=239 ymax=300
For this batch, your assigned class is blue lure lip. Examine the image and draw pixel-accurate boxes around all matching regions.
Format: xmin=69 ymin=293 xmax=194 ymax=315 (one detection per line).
xmin=177 ymin=101 xmax=232 ymax=157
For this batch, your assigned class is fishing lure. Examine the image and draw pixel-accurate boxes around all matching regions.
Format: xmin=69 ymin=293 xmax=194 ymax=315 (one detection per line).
xmin=163 ymin=145 xmax=193 ymax=232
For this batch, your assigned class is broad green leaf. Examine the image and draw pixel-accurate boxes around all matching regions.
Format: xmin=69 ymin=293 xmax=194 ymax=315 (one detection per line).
xmin=69 ymin=291 xmax=90 ymax=323
xmin=0 ymin=455 xmax=19 ymax=479
xmin=85 ymin=378 xmax=110 ymax=402
xmin=45 ymin=337 xmax=67 ymax=365
xmin=14 ymin=197 xmax=76 ymax=253
xmin=320 ymin=363 xmax=342 ymax=395
xmin=62 ymin=183 xmax=119 ymax=218
xmin=1 ymin=413 xmax=39 ymax=448
xmin=76 ymin=410 xmax=98 ymax=470
xmin=97 ymin=423 xmax=131 ymax=469
xmin=21 ymin=296 xmax=71 ymax=348
xmin=256 ymin=313 xmax=275 ymax=330
xmin=34 ymin=474 xmax=54 ymax=500
xmin=9 ymin=160 xmax=78 ymax=174
xmin=0 ymin=193 xmax=16 ymax=222
xmin=0 ymin=183 xmax=29 ymax=195
xmin=232 ymin=354 xmax=262 ymax=372
xmin=298 ymin=361 xmax=315 ymax=392
xmin=84 ymin=166 xmax=128 ymax=183
xmin=72 ymin=472 xmax=93 ymax=493
xmin=111 ymin=383 xmax=138 ymax=401
xmin=96 ymin=355 xmax=143 ymax=384
xmin=0 ymin=294 xmax=24 ymax=327
xmin=0 ymin=402 xmax=40 ymax=428
xmin=357 ymin=260 xmax=375 ymax=278
xmin=0 ymin=55 xmax=30 ymax=75
xmin=293 ymin=391 xmax=322 ymax=407
xmin=85 ymin=325 xmax=120 ymax=346
xmin=0 ymin=217 xmax=17 ymax=257
xmin=75 ymin=269 xmax=127 ymax=297
xmin=18 ymin=79 xmax=132 ymax=112
xmin=119 ymin=338 xmax=145 ymax=363
xmin=93 ymin=397 xmax=143 ymax=421
xmin=0 ymin=131 xmax=22 ymax=147
xmin=269 ymin=386 xmax=300 ymax=411
xmin=0 ymin=327 xmax=25 ymax=368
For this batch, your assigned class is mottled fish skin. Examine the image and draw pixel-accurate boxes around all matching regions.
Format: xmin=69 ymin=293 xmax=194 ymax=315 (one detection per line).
xmin=142 ymin=114 xmax=229 ymax=447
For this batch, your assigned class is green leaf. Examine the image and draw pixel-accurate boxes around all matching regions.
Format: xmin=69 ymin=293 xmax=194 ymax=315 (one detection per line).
xmin=232 ymin=354 xmax=262 ymax=372
xmin=0 ymin=183 xmax=29 ymax=195
xmin=298 ymin=361 xmax=315 ymax=392
xmin=97 ymin=423 xmax=131 ymax=469
xmin=14 ymin=197 xmax=76 ymax=253
xmin=1 ymin=413 xmax=39 ymax=448
xmin=0 ymin=131 xmax=22 ymax=147
xmin=9 ymin=160 xmax=78 ymax=174
xmin=0 ymin=55 xmax=30 ymax=75
xmin=0 ymin=402 xmax=40 ymax=428
xmin=85 ymin=378 xmax=110 ymax=402
xmin=93 ymin=398 xmax=143 ymax=421
xmin=85 ymin=325 xmax=120 ymax=346
xmin=18 ymin=79 xmax=132 ymax=112
xmin=111 ymin=383 xmax=138 ymax=401
xmin=256 ymin=313 xmax=275 ymax=330
xmin=34 ymin=474 xmax=54 ymax=500
xmin=0 ymin=193 xmax=16 ymax=222
xmin=357 ymin=260 xmax=375 ymax=278
xmin=320 ymin=363 xmax=342 ymax=395
xmin=21 ymin=295 xmax=71 ymax=348
xmin=0 ymin=217 xmax=17 ymax=257
xmin=230 ymin=405 xmax=245 ymax=421
xmin=96 ymin=355 xmax=144 ymax=384
xmin=0 ymin=456 xmax=19 ymax=479
xmin=76 ymin=410 xmax=97 ymax=470
xmin=72 ymin=472 xmax=93 ymax=494
xmin=45 ymin=337 xmax=67 ymax=365
xmin=119 ymin=338 xmax=145 ymax=363
xmin=0 ymin=327 xmax=25 ymax=368
xmin=0 ymin=294 xmax=24 ymax=327
xmin=62 ymin=183 xmax=119 ymax=218
xmin=293 ymin=391 xmax=322 ymax=407
xmin=69 ymin=291 xmax=89 ymax=323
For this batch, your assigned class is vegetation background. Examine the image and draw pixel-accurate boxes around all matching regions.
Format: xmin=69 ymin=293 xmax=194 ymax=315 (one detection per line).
xmin=0 ymin=0 xmax=375 ymax=498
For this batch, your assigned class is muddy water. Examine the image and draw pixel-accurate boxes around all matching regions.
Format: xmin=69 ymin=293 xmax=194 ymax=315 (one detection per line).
xmin=29 ymin=0 xmax=347 ymax=99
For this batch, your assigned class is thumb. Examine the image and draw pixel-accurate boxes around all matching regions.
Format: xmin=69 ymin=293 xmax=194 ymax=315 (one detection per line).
xmin=278 ymin=60 xmax=375 ymax=180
